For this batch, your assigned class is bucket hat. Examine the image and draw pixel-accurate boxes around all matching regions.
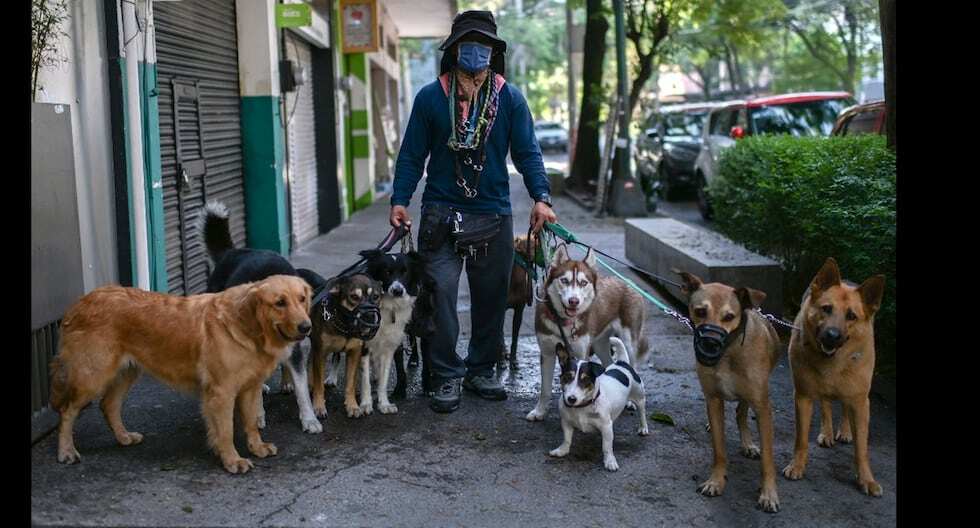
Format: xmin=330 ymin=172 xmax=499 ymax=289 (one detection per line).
xmin=439 ymin=10 xmax=506 ymax=74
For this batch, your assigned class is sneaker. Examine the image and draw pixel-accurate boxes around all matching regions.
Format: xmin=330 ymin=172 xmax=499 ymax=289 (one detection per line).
xmin=430 ymin=378 xmax=461 ymax=413
xmin=462 ymin=374 xmax=507 ymax=401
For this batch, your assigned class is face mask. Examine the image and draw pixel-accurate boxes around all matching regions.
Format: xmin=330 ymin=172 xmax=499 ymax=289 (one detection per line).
xmin=457 ymin=42 xmax=492 ymax=74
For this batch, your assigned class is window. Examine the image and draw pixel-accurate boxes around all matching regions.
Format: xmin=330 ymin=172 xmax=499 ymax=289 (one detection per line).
xmin=843 ymin=108 xmax=882 ymax=135
xmin=662 ymin=111 xmax=707 ymax=138
xmin=709 ymin=109 xmax=738 ymax=136
xmin=748 ymin=99 xmax=852 ymax=137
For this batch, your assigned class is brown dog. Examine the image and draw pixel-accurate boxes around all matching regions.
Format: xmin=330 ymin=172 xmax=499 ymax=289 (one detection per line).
xmin=498 ymin=234 xmax=536 ymax=367
xmin=677 ymin=271 xmax=782 ymax=513
xmin=782 ymin=257 xmax=885 ymax=497
xmin=49 ymin=275 xmax=312 ymax=474
xmin=309 ymin=273 xmax=382 ymax=419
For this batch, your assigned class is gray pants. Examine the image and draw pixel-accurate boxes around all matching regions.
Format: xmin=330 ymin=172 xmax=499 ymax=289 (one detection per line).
xmin=418 ymin=206 xmax=514 ymax=381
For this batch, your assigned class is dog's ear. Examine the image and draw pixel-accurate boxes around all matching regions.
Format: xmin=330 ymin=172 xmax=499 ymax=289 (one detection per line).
xmin=551 ymin=243 xmax=570 ymax=267
xmin=735 ymin=287 xmax=767 ymax=311
xmin=811 ymin=257 xmax=842 ymax=296
xmin=303 ymin=282 xmax=313 ymax=312
xmin=583 ymin=247 xmax=597 ymax=269
xmin=674 ymin=269 xmax=703 ymax=296
xmin=237 ymin=284 xmax=263 ymax=337
xmin=586 ymin=361 xmax=605 ymax=383
xmin=856 ymin=274 xmax=886 ymax=317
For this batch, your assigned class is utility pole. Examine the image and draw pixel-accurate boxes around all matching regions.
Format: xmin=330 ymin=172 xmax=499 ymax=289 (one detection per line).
xmin=608 ymin=0 xmax=647 ymax=217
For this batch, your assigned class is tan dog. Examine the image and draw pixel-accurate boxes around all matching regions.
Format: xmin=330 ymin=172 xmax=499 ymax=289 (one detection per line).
xmin=499 ymin=234 xmax=536 ymax=367
xmin=782 ymin=257 xmax=885 ymax=497
xmin=309 ymin=274 xmax=382 ymax=419
xmin=49 ymin=275 xmax=312 ymax=474
xmin=677 ymin=271 xmax=782 ymax=512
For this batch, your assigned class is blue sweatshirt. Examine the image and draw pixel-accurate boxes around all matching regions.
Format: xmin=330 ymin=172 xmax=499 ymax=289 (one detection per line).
xmin=391 ymin=75 xmax=550 ymax=215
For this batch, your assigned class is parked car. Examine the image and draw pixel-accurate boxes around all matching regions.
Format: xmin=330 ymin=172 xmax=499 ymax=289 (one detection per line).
xmin=534 ymin=121 xmax=569 ymax=152
xmin=831 ymin=100 xmax=886 ymax=136
xmin=634 ymin=102 xmax=719 ymax=201
xmin=694 ymin=91 xmax=855 ymax=219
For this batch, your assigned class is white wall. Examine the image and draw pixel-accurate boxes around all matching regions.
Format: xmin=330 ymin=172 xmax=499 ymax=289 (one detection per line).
xmin=34 ymin=0 xmax=118 ymax=292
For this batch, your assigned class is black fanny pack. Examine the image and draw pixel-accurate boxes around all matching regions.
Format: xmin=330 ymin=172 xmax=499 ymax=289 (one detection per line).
xmin=420 ymin=205 xmax=501 ymax=258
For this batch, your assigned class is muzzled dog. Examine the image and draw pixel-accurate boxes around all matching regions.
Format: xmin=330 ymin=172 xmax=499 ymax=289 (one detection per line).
xmin=49 ymin=275 xmax=311 ymax=474
xmin=526 ymin=243 xmax=649 ymax=421
xmin=548 ymin=337 xmax=649 ymax=471
xmin=782 ymin=257 xmax=886 ymax=497
xmin=201 ymin=200 xmax=325 ymax=434
xmin=676 ymin=270 xmax=782 ymax=513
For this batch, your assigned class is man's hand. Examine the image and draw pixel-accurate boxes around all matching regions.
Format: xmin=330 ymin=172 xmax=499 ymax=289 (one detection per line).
xmin=530 ymin=201 xmax=557 ymax=233
xmin=390 ymin=205 xmax=412 ymax=228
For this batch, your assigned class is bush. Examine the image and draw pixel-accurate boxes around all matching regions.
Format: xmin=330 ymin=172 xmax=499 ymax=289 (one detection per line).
xmin=709 ymin=135 xmax=896 ymax=376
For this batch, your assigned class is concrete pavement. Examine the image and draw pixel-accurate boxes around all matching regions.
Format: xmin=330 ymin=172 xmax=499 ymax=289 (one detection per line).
xmin=31 ymin=174 xmax=896 ymax=527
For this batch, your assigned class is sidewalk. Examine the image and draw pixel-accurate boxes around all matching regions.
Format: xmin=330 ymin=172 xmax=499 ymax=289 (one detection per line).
xmin=31 ymin=175 xmax=896 ymax=527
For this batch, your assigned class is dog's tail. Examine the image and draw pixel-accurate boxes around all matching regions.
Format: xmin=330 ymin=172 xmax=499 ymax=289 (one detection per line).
xmin=198 ymin=200 xmax=234 ymax=264
xmin=609 ymin=336 xmax=632 ymax=364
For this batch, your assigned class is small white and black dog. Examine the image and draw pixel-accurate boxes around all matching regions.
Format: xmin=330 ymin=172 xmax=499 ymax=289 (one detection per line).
xmin=355 ymin=248 xmax=430 ymax=414
xmin=549 ymin=336 xmax=649 ymax=471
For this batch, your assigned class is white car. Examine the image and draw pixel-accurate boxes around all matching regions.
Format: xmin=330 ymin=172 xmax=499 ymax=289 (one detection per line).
xmin=534 ymin=121 xmax=569 ymax=153
xmin=694 ymin=92 xmax=853 ymax=219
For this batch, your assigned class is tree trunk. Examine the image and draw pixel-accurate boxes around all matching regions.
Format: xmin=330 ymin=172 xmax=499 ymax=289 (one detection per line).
xmin=879 ymin=0 xmax=895 ymax=150
xmin=568 ymin=0 xmax=609 ymax=192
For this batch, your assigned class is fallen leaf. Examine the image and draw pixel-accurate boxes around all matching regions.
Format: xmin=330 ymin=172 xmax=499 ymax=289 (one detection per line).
xmin=650 ymin=412 xmax=675 ymax=426
xmin=182 ymin=506 xmax=193 ymax=513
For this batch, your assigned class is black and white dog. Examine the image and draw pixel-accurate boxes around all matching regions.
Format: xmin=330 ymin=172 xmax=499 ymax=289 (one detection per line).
xmin=356 ymin=248 xmax=432 ymax=413
xmin=549 ymin=336 xmax=650 ymax=471
xmin=200 ymin=201 xmax=323 ymax=433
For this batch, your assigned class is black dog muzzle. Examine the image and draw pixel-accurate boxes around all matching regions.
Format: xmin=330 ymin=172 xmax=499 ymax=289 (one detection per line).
xmin=693 ymin=324 xmax=728 ymax=366
xmin=323 ymin=300 xmax=383 ymax=341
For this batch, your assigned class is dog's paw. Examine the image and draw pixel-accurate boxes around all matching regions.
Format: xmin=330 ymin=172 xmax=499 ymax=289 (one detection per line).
xmin=313 ymin=404 xmax=328 ymax=418
xmin=325 ymin=374 xmax=339 ymax=388
xmin=626 ymin=401 xmax=637 ymax=412
xmin=782 ymin=463 xmax=806 ymax=481
xmin=549 ymin=445 xmax=570 ymax=458
xmin=603 ymin=455 xmax=620 ymax=472
xmin=638 ymin=425 xmax=650 ymax=436
xmin=525 ymin=407 xmax=547 ymax=422
xmin=346 ymin=403 xmax=364 ymax=418
xmin=359 ymin=402 xmax=374 ymax=416
xmin=117 ymin=431 xmax=144 ymax=446
xmin=301 ymin=418 xmax=323 ymax=434
xmin=835 ymin=429 xmax=854 ymax=444
xmin=859 ymin=478 xmax=883 ymax=497
xmin=262 ymin=384 xmax=271 ymax=395
xmin=817 ymin=433 xmax=834 ymax=448
xmin=57 ymin=446 xmax=81 ymax=464
xmin=248 ymin=441 xmax=278 ymax=458
xmin=279 ymin=380 xmax=295 ymax=394
xmin=697 ymin=478 xmax=725 ymax=497
xmin=223 ymin=457 xmax=255 ymax=474
xmin=757 ymin=487 xmax=780 ymax=513
xmin=741 ymin=444 xmax=761 ymax=459
xmin=378 ymin=403 xmax=398 ymax=414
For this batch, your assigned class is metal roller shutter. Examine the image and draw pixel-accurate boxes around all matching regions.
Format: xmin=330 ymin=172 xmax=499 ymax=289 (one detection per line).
xmin=155 ymin=0 xmax=246 ymax=295
xmin=285 ymin=32 xmax=320 ymax=247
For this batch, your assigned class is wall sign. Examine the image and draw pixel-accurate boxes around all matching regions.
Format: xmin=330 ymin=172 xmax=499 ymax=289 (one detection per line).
xmin=276 ymin=3 xmax=312 ymax=28
xmin=340 ymin=0 xmax=378 ymax=53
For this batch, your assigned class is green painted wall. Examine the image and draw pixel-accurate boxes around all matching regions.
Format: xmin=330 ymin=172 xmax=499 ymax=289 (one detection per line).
xmin=241 ymin=95 xmax=289 ymax=254
xmin=118 ymin=58 xmax=138 ymax=285
xmin=139 ymin=61 xmax=167 ymax=292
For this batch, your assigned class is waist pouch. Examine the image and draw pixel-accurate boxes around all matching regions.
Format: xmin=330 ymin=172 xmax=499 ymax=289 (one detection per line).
xmin=420 ymin=204 xmax=501 ymax=258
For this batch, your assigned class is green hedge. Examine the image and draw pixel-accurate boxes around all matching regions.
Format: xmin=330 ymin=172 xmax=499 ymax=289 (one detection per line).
xmin=709 ymin=135 xmax=896 ymax=376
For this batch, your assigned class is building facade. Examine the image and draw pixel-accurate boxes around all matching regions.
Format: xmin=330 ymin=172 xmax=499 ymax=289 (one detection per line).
xmin=30 ymin=0 xmax=454 ymax=439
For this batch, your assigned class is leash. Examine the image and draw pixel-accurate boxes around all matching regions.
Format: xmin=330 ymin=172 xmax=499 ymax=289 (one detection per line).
xmin=538 ymin=222 xmax=799 ymax=333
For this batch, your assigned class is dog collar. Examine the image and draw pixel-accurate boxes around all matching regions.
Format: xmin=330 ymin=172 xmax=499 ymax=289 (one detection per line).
xmin=564 ymin=387 xmax=600 ymax=409
xmin=542 ymin=298 xmax=577 ymax=327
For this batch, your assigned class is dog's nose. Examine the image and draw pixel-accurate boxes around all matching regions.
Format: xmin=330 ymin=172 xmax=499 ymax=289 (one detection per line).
xmin=391 ymin=285 xmax=404 ymax=297
xmin=567 ymin=395 xmax=577 ymax=405
xmin=820 ymin=327 xmax=843 ymax=348
xmin=298 ymin=321 xmax=312 ymax=335
xmin=568 ymin=297 xmax=580 ymax=307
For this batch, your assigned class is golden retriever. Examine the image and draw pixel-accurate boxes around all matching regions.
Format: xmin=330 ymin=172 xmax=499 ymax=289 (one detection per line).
xmin=49 ymin=274 xmax=312 ymax=474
